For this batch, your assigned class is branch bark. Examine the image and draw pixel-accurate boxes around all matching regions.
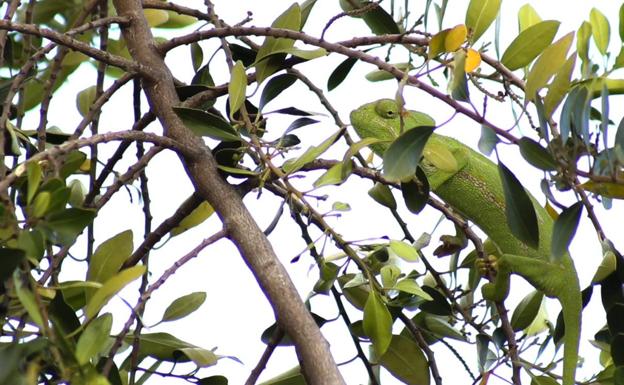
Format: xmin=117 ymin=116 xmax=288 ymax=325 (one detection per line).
xmin=110 ymin=2 xmax=345 ymax=384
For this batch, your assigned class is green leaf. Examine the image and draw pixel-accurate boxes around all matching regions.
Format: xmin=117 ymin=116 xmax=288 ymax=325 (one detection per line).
xmin=87 ymin=230 xmax=134 ymax=286
xmin=75 ymin=313 xmax=113 ymax=365
xmin=368 ymin=182 xmax=397 ymax=210
xmin=363 ymin=291 xmax=393 ymax=357
xmin=517 ymin=4 xmax=541 ymax=32
xmin=525 ymin=32 xmax=574 ymax=101
xmin=255 ymin=47 xmax=326 ymax=65
xmin=389 ymin=240 xmax=419 ymax=262
xmin=365 ymin=63 xmax=412 ymax=82
xmin=255 ymin=4 xmax=301 ymax=84
xmin=300 ymin=0 xmax=317 ymax=28
xmin=577 ymin=21 xmax=592 ymax=64
xmin=590 ymin=8 xmax=610 ymax=56
xmin=551 ymin=202 xmax=583 ymax=260
xmin=157 ymin=11 xmax=197 ymax=29
xmin=332 ymin=201 xmax=350 ymax=211
xmin=17 ymin=230 xmax=45 ymax=261
xmin=500 ymin=21 xmax=560 ymax=71
xmin=259 ymin=74 xmax=297 ymax=110
xmin=510 ymin=291 xmax=543 ymax=331
xmin=124 ymin=332 xmax=198 ymax=362
xmin=380 ymin=334 xmax=430 ymax=385
xmin=32 ymin=191 xmax=51 ymax=218
xmin=620 ymin=3 xmax=624 ymax=42
xmin=171 ymin=201 xmax=214 ymax=236
xmin=449 ymin=50 xmax=470 ymax=101
xmin=283 ymin=131 xmax=340 ymax=174
xmin=518 ymin=137 xmax=557 ymax=171
xmin=465 ymin=0 xmax=501 ymax=44
xmin=175 ymin=348 xmax=218 ymax=367
xmin=592 ymin=250 xmax=617 ymax=283
xmin=380 ymin=265 xmax=401 ymax=288
xmin=173 ymin=107 xmax=241 ymax=142
xmin=476 ymin=334 xmax=491 ymax=372
xmin=581 ymin=180 xmax=624 ymax=199
xmin=228 ymin=60 xmax=247 ymax=119
xmin=498 ymin=162 xmax=539 ymax=249
xmin=190 ymin=42 xmax=203 ymax=72
xmin=13 ymin=271 xmax=44 ymax=328
xmin=383 ymin=126 xmax=435 ymax=181
xmin=76 ymin=85 xmax=97 ymax=117
xmin=531 ymin=376 xmax=560 ymax=385
xmin=26 ymin=161 xmax=42 ymax=205
xmin=85 ymin=265 xmax=147 ymax=319
xmin=544 ymin=54 xmax=576 ymax=118
xmin=313 ymin=162 xmax=346 ymax=188
xmin=478 ymin=125 xmax=499 ymax=155
xmin=327 ymin=57 xmax=357 ymax=91
xmin=394 ymin=279 xmax=433 ymax=301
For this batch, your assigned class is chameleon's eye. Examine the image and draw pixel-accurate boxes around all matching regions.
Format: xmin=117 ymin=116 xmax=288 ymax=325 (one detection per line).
xmin=375 ymin=99 xmax=399 ymax=119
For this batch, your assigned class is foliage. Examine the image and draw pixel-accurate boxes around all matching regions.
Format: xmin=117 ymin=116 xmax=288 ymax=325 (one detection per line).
xmin=1 ymin=0 xmax=624 ymax=384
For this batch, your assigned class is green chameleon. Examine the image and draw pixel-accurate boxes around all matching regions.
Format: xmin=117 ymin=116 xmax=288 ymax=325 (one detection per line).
xmin=350 ymin=99 xmax=581 ymax=385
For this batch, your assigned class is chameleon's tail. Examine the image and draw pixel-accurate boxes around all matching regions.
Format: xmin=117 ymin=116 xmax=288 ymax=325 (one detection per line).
xmin=560 ymin=289 xmax=582 ymax=385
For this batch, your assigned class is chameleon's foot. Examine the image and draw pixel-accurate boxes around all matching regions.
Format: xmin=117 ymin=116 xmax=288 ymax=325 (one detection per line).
xmin=476 ymin=255 xmax=507 ymax=302
xmin=475 ymin=254 xmax=498 ymax=276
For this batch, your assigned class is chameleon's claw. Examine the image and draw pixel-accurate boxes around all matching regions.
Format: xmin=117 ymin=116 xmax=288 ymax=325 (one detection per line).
xmin=476 ymin=254 xmax=498 ymax=276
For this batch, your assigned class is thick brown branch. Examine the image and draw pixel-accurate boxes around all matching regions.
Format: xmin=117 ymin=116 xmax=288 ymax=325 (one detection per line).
xmin=111 ymin=2 xmax=345 ymax=384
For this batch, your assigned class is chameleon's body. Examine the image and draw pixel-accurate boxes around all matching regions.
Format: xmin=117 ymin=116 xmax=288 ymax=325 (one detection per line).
xmin=351 ymin=99 xmax=581 ymax=385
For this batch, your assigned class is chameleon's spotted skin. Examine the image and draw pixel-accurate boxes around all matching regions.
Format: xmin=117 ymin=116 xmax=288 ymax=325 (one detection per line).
xmin=351 ymin=99 xmax=581 ymax=385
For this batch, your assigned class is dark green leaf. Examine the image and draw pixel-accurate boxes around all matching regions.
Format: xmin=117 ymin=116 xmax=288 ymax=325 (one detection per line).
xmin=368 ymin=182 xmax=397 ymax=210
xmin=418 ymin=286 xmax=452 ymax=316
xmin=60 ymin=151 xmax=87 ymax=178
xmin=259 ymin=74 xmax=297 ymax=110
xmin=190 ymin=42 xmax=203 ymax=72
xmin=518 ymin=137 xmax=557 ymax=171
xmin=230 ymin=44 xmax=256 ymax=67
xmin=383 ymin=126 xmax=435 ymax=181
xmin=14 ymin=271 xmax=44 ymax=328
xmin=498 ymin=163 xmax=539 ymax=248
xmin=327 ymin=57 xmax=357 ymax=91
xmin=476 ymin=334 xmax=490 ymax=372
xmin=173 ymin=107 xmax=241 ymax=142
xmin=283 ymin=131 xmax=339 ymax=174
xmin=47 ymin=208 xmax=96 ymax=244
xmin=271 ymin=106 xmax=313 ymax=116
xmin=400 ymin=166 xmax=430 ymax=214
xmin=450 ymin=51 xmax=470 ymax=102
xmin=161 ymin=292 xmax=207 ymax=323
xmin=0 ymin=248 xmax=25 ymax=282
xmin=552 ymin=202 xmax=583 ymax=260
xmin=300 ymin=0 xmax=317 ymax=27
xmin=284 ymin=117 xmax=318 ymax=134
xmin=198 ymin=376 xmax=229 ymax=385
xmin=510 ymin=290 xmax=543 ymax=331
xmin=191 ymin=64 xmax=215 ymax=87
xmin=380 ymin=334 xmax=430 ymax=385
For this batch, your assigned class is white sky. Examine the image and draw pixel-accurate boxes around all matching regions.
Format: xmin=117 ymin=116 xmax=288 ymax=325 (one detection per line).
xmin=20 ymin=0 xmax=624 ymax=384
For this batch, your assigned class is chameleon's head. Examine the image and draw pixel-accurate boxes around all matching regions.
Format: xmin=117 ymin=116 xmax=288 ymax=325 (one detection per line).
xmin=350 ymin=99 xmax=435 ymax=156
